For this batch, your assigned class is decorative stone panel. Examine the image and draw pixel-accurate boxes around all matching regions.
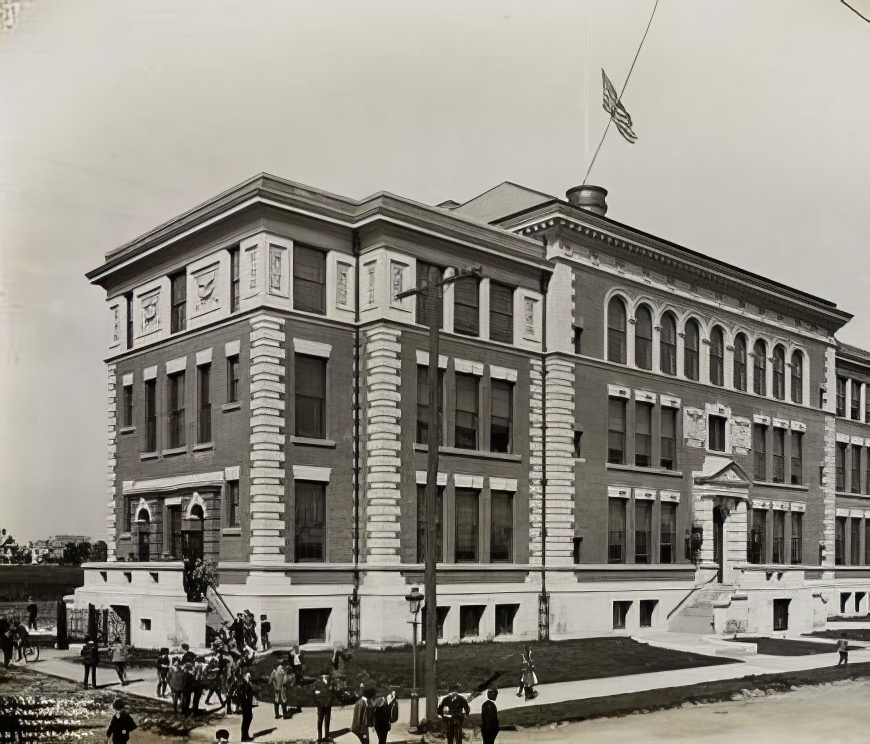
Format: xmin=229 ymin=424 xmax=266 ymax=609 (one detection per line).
xmin=106 ymin=364 xmax=118 ymax=561
xmin=528 ymin=359 xmax=544 ymax=565
xmin=684 ymin=407 xmax=706 ymax=448
xmin=544 ymin=356 xmax=576 ymax=565
xmin=731 ymin=416 xmax=752 ymax=454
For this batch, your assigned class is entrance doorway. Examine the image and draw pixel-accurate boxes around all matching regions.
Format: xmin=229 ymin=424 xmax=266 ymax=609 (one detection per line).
xmin=713 ymin=506 xmax=725 ymax=583
xmin=183 ymin=504 xmax=204 ymax=561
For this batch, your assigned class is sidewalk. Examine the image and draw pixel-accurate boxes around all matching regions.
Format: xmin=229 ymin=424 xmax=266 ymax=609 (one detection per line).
xmin=22 ymin=632 xmax=870 ymax=743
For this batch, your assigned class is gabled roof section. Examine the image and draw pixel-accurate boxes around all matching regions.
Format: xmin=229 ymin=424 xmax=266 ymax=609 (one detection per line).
xmin=694 ymin=456 xmax=752 ymax=488
xmin=452 ymin=182 xmax=557 ymax=225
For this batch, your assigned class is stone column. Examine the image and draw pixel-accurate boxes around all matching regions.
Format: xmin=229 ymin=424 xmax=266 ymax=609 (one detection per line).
xmin=248 ymin=313 xmax=287 ymax=564
xmin=106 ymin=364 xmax=118 ymax=561
xmin=528 ymin=359 xmax=544 ymax=566
xmin=544 ymin=356 xmax=576 ymax=565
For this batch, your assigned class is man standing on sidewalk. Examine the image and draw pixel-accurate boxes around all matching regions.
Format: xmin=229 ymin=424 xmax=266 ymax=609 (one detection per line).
xmin=837 ymin=634 xmax=849 ymax=666
xmin=480 ymin=688 xmax=500 ymax=744
xmin=437 ymin=687 xmax=471 ymax=744
xmin=81 ymin=636 xmax=100 ymax=689
xmin=26 ymin=598 xmax=38 ymax=631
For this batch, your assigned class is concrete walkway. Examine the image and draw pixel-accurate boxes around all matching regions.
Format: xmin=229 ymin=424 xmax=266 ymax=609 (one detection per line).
xmin=20 ymin=632 xmax=870 ymax=743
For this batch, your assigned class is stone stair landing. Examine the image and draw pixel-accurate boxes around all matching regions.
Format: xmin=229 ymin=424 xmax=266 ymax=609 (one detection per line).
xmin=668 ymin=584 xmax=733 ymax=634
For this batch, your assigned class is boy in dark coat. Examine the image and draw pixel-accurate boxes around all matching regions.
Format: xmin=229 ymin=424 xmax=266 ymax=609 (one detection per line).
xmin=81 ymin=636 xmax=100 ymax=688
xmin=480 ymin=688 xmax=499 ymax=744
xmin=437 ymin=688 xmax=470 ymax=744
xmin=106 ymin=699 xmax=137 ymax=744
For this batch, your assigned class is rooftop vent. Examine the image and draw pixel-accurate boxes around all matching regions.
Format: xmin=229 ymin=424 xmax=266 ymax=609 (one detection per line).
xmin=566 ymin=185 xmax=608 ymax=216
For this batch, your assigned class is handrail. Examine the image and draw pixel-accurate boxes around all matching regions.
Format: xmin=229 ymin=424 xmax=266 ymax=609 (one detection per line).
xmin=666 ymin=572 xmax=720 ymax=620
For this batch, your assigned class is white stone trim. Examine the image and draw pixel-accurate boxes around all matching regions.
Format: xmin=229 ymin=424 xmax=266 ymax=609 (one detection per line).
xmin=143 ymin=365 xmax=158 ymax=381
xmin=224 ymin=466 xmax=240 ymax=480
xmin=293 ymin=338 xmax=332 ymax=358
xmin=850 ymin=509 xmax=864 ymax=518
xmin=790 ymin=420 xmax=807 ymax=432
xmin=851 ymin=435 xmax=864 ymax=445
xmin=773 ymin=418 xmax=789 ymax=429
xmin=790 ymin=502 xmax=806 ymax=512
xmin=836 ymin=508 xmax=850 ymax=518
xmin=123 ymin=471 xmax=225 ymax=494
xmin=415 ymin=350 xmax=448 ymax=368
xmin=165 ymin=496 xmax=182 ymax=507
xmin=196 ymin=348 xmax=213 ymax=366
xmin=772 ymin=501 xmax=789 ymax=511
xmin=753 ymin=414 xmax=771 ymax=425
xmin=415 ymin=471 xmax=449 ymax=486
xmin=634 ymin=389 xmax=656 ymax=403
xmin=660 ymin=490 xmax=681 ymax=503
xmin=489 ymin=477 xmax=518 ymax=492
xmin=185 ymin=492 xmax=207 ymax=519
xmin=608 ymin=485 xmax=631 ymax=499
xmin=634 ymin=488 xmax=656 ymax=500
xmin=454 ymin=358 xmax=484 ymax=376
xmin=706 ymin=402 xmax=729 ymax=416
xmin=454 ymin=474 xmax=484 ymax=489
xmin=490 ymin=365 xmax=518 ymax=382
xmin=225 ymin=340 xmax=241 ymax=357
xmin=837 ymin=433 xmax=851 ymax=444
xmin=292 ymin=465 xmax=331 ymax=482
xmin=166 ymin=357 xmax=187 ymax=375
xmin=121 ymin=373 xmax=134 ymax=386
xmin=660 ymin=395 xmax=681 ymax=409
xmin=134 ymin=498 xmax=153 ymax=522
xmin=754 ymin=500 xmax=772 ymax=509
xmin=607 ymin=383 xmax=630 ymax=399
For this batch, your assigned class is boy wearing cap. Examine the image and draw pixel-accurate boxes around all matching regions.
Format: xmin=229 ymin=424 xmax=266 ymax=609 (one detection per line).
xmin=106 ymin=699 xmax=137 ymax=744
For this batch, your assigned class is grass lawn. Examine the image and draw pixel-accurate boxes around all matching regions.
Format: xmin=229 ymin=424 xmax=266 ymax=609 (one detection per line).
xmin=253 ymin=637 xmax=737 ymax=703
xmin=724 ymin=637 xmax=839 ymax=656
xmin=809 ymin=627 xmax=870 ymax=642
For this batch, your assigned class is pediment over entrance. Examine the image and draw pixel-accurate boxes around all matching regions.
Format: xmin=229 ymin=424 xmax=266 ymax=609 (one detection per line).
xmin=694 ymin=456 xmax=751 ymax=489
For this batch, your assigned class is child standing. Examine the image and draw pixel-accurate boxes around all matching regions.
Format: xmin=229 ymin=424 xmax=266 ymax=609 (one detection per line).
xmin=837 ymin=635 xmax=849 ymax=666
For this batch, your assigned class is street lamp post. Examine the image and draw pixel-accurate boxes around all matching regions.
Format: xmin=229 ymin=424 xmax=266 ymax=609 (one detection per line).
xmin=405 ymin=585 xmax=423 ymax=728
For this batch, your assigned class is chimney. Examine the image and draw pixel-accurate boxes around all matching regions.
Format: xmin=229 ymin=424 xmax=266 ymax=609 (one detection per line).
xmin=566 ymin=185 xmax=608 ymax=216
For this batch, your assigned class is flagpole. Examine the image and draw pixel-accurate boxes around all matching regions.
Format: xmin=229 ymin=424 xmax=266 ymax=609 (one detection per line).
xmin=583 ymin=0 xmax=589 ymax=181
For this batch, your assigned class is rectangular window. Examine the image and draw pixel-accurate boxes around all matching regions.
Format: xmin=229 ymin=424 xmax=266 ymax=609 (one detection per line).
xmin=197 ymin=364 xmax=211 ymax=444
xmin=122 ymin=384 xmax=133 ymax=428
xmin=835 ymin=516 xmax=846 ymax=564
xmin=640 ymin=599 xmax=658 ymax=628
xmin=459 ymin=605 xmax=484 ymax=639
xmin=295 ymin=481 xmax=326 ymax=561
xmin=416 ymin=365 xmax=443 ymax=445
xmin=455 ymin=488 xmax=479 ymax=562
xmin=293 ymin=245 xmax=327 ymax=314
xmin=119 ymin=496 xmax=130 ymax=533
xmin=749 ymin=508 xmax=767 ymax=564
xmin=709 ymin=415 xmax=726 ymax=452
xmin=836 ymin=443 xmax=847 ymax=491
xmin=495 ymin=604 xmax=519 ymax=636
xmin=634 ymin=402 xmax=652 ymax=467
xmin=635 ymin=500 xmax=652 ymax=564
xmin=772 ymin=510 xmax=785 ymax=563
xmin=660 ymin=502 xmax=677 ymax=563
xmin=852 ymin=380 xmax=862 ymax=420
xmin=299 ymin=608 xmax=330 ymax=644
xmin=489 ymin=282 xmax=513 ymax=344
xmin=660 ymin=407 xmax=677 ymax=470
xmin=421 ymin=606 xmax=449 ymax=642
xmin=852 ymin=446 xmax=862 ymax=494
xmin=573 ymin=430 xmax=583 ymax=458
xmin=791 ymin=512 xmax=802 ymax=564
xmin=866 ymin=446 xmax=870 ymax=495
xmin=490 ymin=380 xmax=513 ymax=453
xmin=453 ymin=276 xmax=480 ymax=336
xmin=415 ymin=261 xmax=442 ymax=328
xmin=167 ymin=504 xmax=182 ymax=559
xmin=490 ymin=491 xmax=513 ymax=562
xmin=295 ymin=355 xmax=326 ymax=439
xmin=573 ymin=326 xmax=583 ymax=355
xmin=608 ymin=499 xmax=626 ymax=564
xmin=753 ymin=424 xmax=767 ymax=481
xmin=791 ymin=432 xmax=803 ymax=486
xmin=865 ymin=520 xmax=870 ymax=565
xmin=772 ymin=428 xmax=785 ymax=483
xmin=612 ymin=601 xmax=631 ymax=630
xmin=227 ymin=480 xmax=240 ymax=527
xmin=167 ymin=371 xmax=185 ymax=448
xmin=144 ymin=379 xmax=157 ymax=452
xmin=227 ymin=355 xmax=240 ymax=404
xmin=125 ymin=293 xmax=133 ymax=348
xmin=170 ymin=271 xmax=186 ymax=333
xmin=607 ymin=397 xmax=626 ymax=465
xmin=455 ymin=373 xmax=479 ymax=450
xmin=416 ymin=485 xmax=444 ymax=563
xmin=851 ymin=518 xmax=861 ymax=565
xmin=230 ymin=246 xmax=240 ymax=313
xmin=837 ymin=377 xmax=847 ymax=417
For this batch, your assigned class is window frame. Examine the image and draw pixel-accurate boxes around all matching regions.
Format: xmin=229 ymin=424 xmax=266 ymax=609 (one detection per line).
xmin=607 ymin=297 xmax=627 ymax=364
xmin=197 ymin=363 xmax=212 ymax=445
xmin=167 ymin=370 xmax=186 ymax=449
xmin=227 ymin=354 xmax=240 ymax=404
xmin=294 ymin=354 xmax=327 ymax=439
xmin=607 ymin=397 xmax=627 ymax=465
xmin=227 ymin=480 xmax=240 ymax=528
xmin=634 ymin=401 xmax=653 ymax=467
xmin=733 ymin=334 xmax=747 ymax=391
xmin=489 ymin=282 xmax=514 ymax=344
xmin=489 ymin=379 xmax=513 ymax=454
xmin=454 ymin=488 xmax=480 ymax=562
xmin=634 ymin=499 xmax=652 ymax=564
xmin=489 ymin=491 xmax=513 ymax=563
xmin=660 ymin=501 xmax=677 ymax=564
xmin=144 ymin=378 xmax=157 ymax=452
xmin=229 ymin=246 xmax=240 ymax=313
xmin=772 ymin=345 xmax=786 ymax=400
xmin=634 ymin=305 xmax=653 ymax=370
xmin=660 ymin=406 xmax=677 ymax=470
xmin=790 ymin=350 xmax=803 ymax=403
xmin=294 ymin=480 xmax=326 ymax=562
xmin=753 ymin=340 xmax=767 ymax=396
xmin=170 ymin=271 xmax=186 ymax=334
xmin=684 ymin=319 xmax=700 ymax=381
xmin=454 ymin=373 xmax=479 ymax=450
xmin=292 ymin=245 xmax=327 ymax=315
xmin=608 ymin=499 xmax=626 ymax=564
xmin=772 ymin=427 xmax=785 ymax=483
xmin=708 ymin=414 xmax=726 ymax=453
xmin=122 ymin=384 xmax=133 ymax=428
xmin=660 ymin=313 xmax=677 ymax=375
xmin=709 ymin=326 xmax=725 ymax=386
xmin=753 ymin=423 xmax=767 ymax=481
xmin=453 ymin=276 xmax=480 ymax=337
xmin=790 ymin=431 xmax=803 ymax=486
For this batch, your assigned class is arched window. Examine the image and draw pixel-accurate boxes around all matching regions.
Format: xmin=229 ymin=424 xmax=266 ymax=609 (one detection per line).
xmin=607 ymin=297 xmax=627 ymax=364
xmin=733 ymin=334 xmax=747 ymax=391
xmin=660 ymin=312 xmax=677 ymax=375
xmin=136 ymin=509 xmax=150 ymax=562
xmin=791 ymin=350 xmax=803 ymax=404
xmin=710 ymin=326 xmax=725 ymax=386
xmin=772 ymin=345 xmax=786 ymax=400
xmin=684 ymin=319 xmax=700 ymax=381
xmin=753 ymin=340 xmax=767 ymax=396
xmin=634 ymin=305 xmax=653 ymax=370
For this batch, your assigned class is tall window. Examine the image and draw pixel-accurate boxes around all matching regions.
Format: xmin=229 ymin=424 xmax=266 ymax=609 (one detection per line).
xmin=455 ymin=489 xmax=479 ymax=562
xmin=635 ymin=402 xmax=652 ymax=467
xmin=791 ymin=431 xmax=803 ymax=486
xmin=455 ymin=373 xmax=479 ymax=449
xmin=709 ymin=415 xmax=726 ymax=452
xmin=230 ymin=246 xmax=240 ymax=313
xmin=772 ymin=428 xmax=785 ymax=483
xmin=144 ymin=379 xmax=157 ymax=452
xmin=295 ymin=355 xmax=327 ymax=438
xmin=416 ymin=365 xmax=443 ymax=445
xmin=835 ymin=516 xmax=846 ymax=564
xmin=167 ymin=505 xmax=182 ymax=559
xmin=489 ymin=282 xmax=513 ymax=344
xmin=295 ymin=481 xmax=326 ymax=561
xmin=709 ymin=326 xmax=725 ymax=386
xmin=836 ymin=377 xmax=847 ymax=417
xmin=634 ymin=305 xmax=653 ymax=370
xmin=852 ymin=519 xmax=861 ymax=565
xmin=684 ymin=320 xmax=700 ymax=380
xmin=607 ymin=397 xmax=626 ymax=464
xmin=416 ymin=485 xmax=444 ymax=563
xmin=836 ymin=443 xmax=847 ymax=491
xmin=660 ymin=313 xmax=677 ymax=375
xmin=226 ymin=480 xmax=240 ymax=527
xmin=865 ymin=521 xmax=870 ymax=565
xmin=791 ymin=512 xmax=802 ymax=564
xmin=453 ymin=276 xmax=480 ymax=336
xmin=293 ymin=245 xmax=327 ymax=314
xmin=660 ymin=502 xmax=677 ymax=563
xmin=227 ymin=355 xmax=240 ymax=404
xmin=866 ymin=446 xmax=870 ymax=495
xmin=749 ymin=508 xmax=767 ymax=564
xmin=607 ymin=297 xmax=627 ymax=364
xmin=772 ymin=510 xmax=785 ymax=563
xmin=790 ymin=351 xmax=803 ymax=403
xmin=122 ymin=384 xmax=133 ymax=428
xmin=167 ymin=371 xmax=185 ymax=448
xmin=852 ymin=380 xmax=862 ymax=421
xmin=490 ymin=492 xmax=513 ymax=562
xmin=635 ymin=500 xmax=652 ymax=564
xmin=125 ymin=293 xmax=133 ymax=348
xmin=851 ymin=446 xmax=861 ymax=494
xmin=490 ymin=380 xmax=513 ymax=453
xmin=170 ymin=271 xmax=186 ymax=333
xmin=608 ymin=499 xmax=626 ymax=563
xmin=772 ymin=345 xmax=786 ymax=400
xmin=660 ymin=407 xmax=677 ymax=470
xmin=753 ymin=340 xmax=767 ymax=396
xmin=197 ymin=364 xmax=211 ymax=444
xmin=416 ymin=261 xmax=442 ymax=328
xmin=753 ymin=424 xmax=767 ymax=481
xmin=733 ymin=334 xmax=747 ymax=391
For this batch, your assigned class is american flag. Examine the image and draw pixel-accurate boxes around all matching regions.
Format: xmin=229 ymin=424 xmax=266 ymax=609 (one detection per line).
xmin=601 ymin=69 xmax=637 ymax=144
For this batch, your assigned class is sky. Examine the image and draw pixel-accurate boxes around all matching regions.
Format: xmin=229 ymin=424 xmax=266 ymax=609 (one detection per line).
xmin=1 ymin=0 xmax=869 ymax=544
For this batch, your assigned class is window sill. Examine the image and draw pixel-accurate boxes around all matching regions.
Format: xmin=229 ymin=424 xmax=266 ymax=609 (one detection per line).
xmin=222 ymin=402 xmax=241 ymax=412
xmin=291 ymin=436 xmax=336 ymax=448
xmin=753 ymin=481 xmax=809 ymax=492
xmin=162 ymin=446 xmax=187 ymax=457
xmin=193 ymin=443 xmax=214 ymax=452
xmin=414 ymin=444 xmax=522 ymax=462
xmin=607 ymin=464 xmax=683 ymax=478
xmin=222 ymin=528 xmax=242 ymax=536
xmin=835 ymin=490 xmax=868 ymax=497
xmin=119 ymin=426 xmax=136 ymax=435
xmin=140 ymin=452 xmax=159 ymax=461
xmin=573 ymin=457 xmax=587 ymax=464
